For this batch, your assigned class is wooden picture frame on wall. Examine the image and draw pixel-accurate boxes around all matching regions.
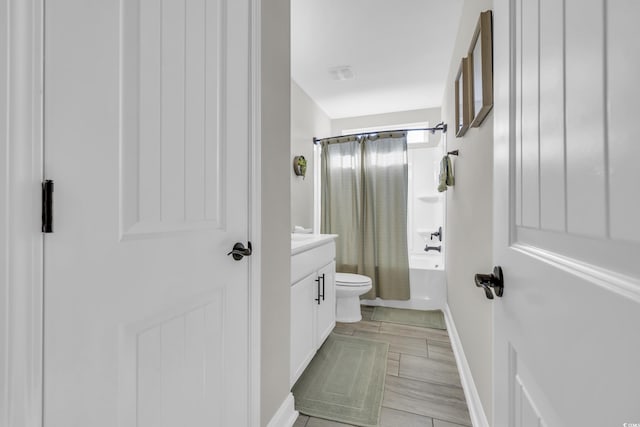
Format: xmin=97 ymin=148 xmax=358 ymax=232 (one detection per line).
xmin=455 ymin=57 xmax=471 ymax=137
xmin=469 ymin=10 xmax=493 ymax=127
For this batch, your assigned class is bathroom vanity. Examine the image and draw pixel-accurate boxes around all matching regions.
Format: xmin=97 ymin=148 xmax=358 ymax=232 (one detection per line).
xmin=290 ymin=234 xmax=337 ymax=386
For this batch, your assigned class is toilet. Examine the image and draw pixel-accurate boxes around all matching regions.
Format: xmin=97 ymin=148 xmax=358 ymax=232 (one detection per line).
xmin=335 ymin=272 xmax=373 ymax=323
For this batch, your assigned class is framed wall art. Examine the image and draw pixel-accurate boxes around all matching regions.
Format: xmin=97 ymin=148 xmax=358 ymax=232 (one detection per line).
xmin=455 ymin=57 xmax=472 ymax=138
xmin=468 ymin=10 xmax=493 ymax=127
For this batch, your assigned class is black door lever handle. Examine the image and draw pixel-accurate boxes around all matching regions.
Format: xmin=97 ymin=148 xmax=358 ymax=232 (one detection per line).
xmin=474 ymin=266 xmax=504 ymax=299
xmin=227 ymin=241 xmax=252 ymax=261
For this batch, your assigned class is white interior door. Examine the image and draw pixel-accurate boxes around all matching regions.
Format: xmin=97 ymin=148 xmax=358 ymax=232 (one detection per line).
xmin=493 ymin=1 xmax=640 ymax=426
xmin=43 ymin=0 xmax=252 ymax=426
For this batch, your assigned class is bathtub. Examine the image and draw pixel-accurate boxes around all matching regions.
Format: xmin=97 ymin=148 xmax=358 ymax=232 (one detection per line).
xmin=360 ymin=254 xmax=446 ymax=311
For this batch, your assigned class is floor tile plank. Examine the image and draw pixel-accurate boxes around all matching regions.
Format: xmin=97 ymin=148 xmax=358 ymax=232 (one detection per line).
xmin=379 ymin=322 xmax=451 ymax=343
xmin=332 ymin=323 xmax=355 ymax=336
xmin=293 ymin=414 xmax=309 ymax=427
xmin=379 ymin=407 xmax=433 ymax=426
xmin=433 ymin=419 xmax=470 ymax=427
xmin=399 ymin=354 xmax=462 ymax=387
xmin=387 ymin=356 xmax=399 ymax=377
xmin=334 ymin=320 xmax=381 ymax=335
xmin=305 ymin=416 xmax=358 ymax=427
xmin=428 ymin=340 xmax=456 ymax=365
xmin=353 ymin=331 xmax=428 ymax=357
xmin=383 ymin=375 xmax=471 ymax=426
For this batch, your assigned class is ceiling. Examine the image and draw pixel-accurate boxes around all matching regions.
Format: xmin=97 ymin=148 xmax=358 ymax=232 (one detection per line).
xmin=291 ymin=0 xmax=464 ymax=119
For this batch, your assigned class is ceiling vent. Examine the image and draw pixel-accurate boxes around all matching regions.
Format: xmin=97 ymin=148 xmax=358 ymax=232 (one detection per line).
xmin=328 ymin=66 xmax=355 ymax=81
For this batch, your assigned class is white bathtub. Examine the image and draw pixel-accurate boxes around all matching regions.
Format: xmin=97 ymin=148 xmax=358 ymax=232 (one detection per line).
xmin=360 ymin=254 xmax=446 ymax=311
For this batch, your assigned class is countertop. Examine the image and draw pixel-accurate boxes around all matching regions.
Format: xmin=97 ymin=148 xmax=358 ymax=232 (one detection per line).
xmin=291 ymin=234 xmax=338 ymax=255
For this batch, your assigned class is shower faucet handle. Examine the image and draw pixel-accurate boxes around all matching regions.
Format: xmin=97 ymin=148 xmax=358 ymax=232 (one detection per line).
xmin=430 ymin=226 xmax=443 ymax=241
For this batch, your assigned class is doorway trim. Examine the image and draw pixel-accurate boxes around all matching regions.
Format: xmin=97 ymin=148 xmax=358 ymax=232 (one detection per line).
xmin=249 ymin=0 xmax=263 ymax=425
xmin=1 ymin=0 xmax=45 ymax=426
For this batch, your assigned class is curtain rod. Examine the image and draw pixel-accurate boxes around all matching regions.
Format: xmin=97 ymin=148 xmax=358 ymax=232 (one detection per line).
xmin=313 ymin=122 xmax=448 ymax=145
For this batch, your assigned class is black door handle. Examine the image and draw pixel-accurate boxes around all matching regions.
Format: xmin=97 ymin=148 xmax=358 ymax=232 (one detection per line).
xmin=227 ymin=241 xmax=252 ymax=261
xmin=474 ymin=266 xmax=504 ymax=299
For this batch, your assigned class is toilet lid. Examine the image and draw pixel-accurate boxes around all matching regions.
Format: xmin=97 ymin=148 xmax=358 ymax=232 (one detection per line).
xmin=336 ymin=272 xmax=371 ymax=287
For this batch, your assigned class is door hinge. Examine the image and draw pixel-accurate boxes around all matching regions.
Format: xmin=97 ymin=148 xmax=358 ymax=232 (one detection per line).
xmin=42 ymin=180 xmax=54 ymax=233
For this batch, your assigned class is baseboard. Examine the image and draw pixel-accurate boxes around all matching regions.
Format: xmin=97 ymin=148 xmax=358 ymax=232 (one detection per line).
xmin=266 ymin=393 xmax=299 ymax=427
xmin=443 ymin=305 xmax=490 ymax=427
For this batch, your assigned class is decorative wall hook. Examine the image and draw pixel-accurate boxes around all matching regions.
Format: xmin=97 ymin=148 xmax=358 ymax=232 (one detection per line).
xmin=293 ymin=155 xmax=307 ymax=179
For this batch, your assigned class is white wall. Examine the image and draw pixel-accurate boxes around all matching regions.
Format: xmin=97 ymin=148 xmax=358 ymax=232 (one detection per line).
xmin=260 ymin=0 xmax=291 ymax=424
xmin=291 ymin=81 xmax=331 ymax=231
xmin=441 ymin=0 xmax=494 ymax=422
xmin=0 ymin=2 xmax=8 ymax=422
xmin=331 ymin=108 xmax=441 ymax=138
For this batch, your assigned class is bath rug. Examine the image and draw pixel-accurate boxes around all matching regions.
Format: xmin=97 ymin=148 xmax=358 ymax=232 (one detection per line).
xmin=292 ymin=333 xmax=388 ymax=427
xmin=372 ymin=307 xmax=446 ymax=330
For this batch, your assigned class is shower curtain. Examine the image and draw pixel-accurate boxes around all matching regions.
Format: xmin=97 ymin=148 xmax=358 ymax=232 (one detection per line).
xmin=321 ymin=133 xmax=410 ymax=300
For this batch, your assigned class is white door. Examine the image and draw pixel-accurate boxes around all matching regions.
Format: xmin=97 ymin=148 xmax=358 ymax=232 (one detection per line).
xmin=493 ymin=1 xmax=640 ymax=426
xmin=43 ymin=0 xmax=252 ymax=426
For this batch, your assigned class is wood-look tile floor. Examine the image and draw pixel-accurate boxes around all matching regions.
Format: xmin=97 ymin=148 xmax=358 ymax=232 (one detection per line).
xmin=293 ymin=306 xmax=472 ymax=427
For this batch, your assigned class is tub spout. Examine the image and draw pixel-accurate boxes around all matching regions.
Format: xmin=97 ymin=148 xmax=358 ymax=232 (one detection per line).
xmin=424 ymin=245 xmax=441 ymax=252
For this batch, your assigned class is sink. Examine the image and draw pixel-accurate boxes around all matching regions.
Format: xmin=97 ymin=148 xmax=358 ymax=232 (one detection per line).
xmin=291 ymin=233 xmax=316 ymax=241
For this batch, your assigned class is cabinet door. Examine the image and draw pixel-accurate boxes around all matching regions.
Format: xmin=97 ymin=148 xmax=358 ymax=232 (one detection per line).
xmin=316 ymin=261 xmax=336 ymax=346
xmin=290 ymin=273 xmax=316 ymax=386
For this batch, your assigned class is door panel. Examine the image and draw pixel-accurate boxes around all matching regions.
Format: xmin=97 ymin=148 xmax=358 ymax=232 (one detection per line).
xmin=512 ymin=0 xmax=640 ymax=277
xmin=538 ymin=0 xmax=564 ymax=233
xmin=43 ymin=0 xmax=250 ymax=425
xmin=121 ymin=0 xmax=226 ymax=236
xmin=119 ymin=293 xmax=224 ymax=427
xmin=494 ymin=0 xmax=640 ymax=426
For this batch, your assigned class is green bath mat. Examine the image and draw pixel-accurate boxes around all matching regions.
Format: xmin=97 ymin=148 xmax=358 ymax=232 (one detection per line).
xmin=371 ymin=307 xmax=446 ymax=330
xmin=292 ymin=333 xmax=388 ymax=427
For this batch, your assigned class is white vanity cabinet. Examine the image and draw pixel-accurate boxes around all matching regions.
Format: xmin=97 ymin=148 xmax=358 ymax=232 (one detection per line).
xmin=290 ymin=235 xmax=337 ymax=387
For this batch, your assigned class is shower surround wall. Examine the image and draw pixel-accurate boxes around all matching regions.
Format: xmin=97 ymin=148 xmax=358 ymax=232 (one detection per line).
xmin=407 ymin=144 xmax=445 ymax=261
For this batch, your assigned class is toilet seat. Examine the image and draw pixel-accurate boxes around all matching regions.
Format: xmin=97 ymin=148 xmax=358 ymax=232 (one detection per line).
xmin=336 ymin=272 xmax=371 ymax=287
